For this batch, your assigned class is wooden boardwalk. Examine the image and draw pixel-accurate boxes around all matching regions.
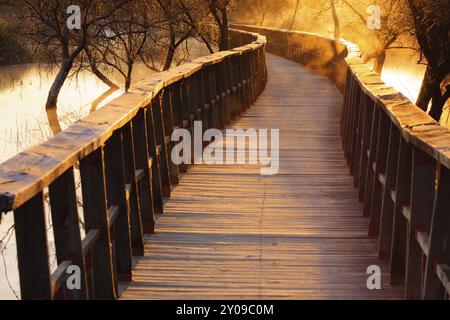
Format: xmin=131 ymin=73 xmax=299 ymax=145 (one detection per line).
xmin=120 ymin=54 xmax=403 ymax=299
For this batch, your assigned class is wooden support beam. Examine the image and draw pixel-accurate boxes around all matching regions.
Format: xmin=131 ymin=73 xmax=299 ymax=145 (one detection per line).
xmin=79 ymin=148 xmax=116 ymax=299
xmin=49 ymin=168 xmax=88 ymax=299
xmin=132 ymin=109 xmax=155 ymax=234
xmin=389 ymin=137 xmax=412 ymax=288
xmin=378 ymin=124 xmax=400 ymax=260
xmin=121 ymin=123 xmax=145 ymax=256
xmin=423 ymin=165 xmax=450 ymax=299
xmin=405 ymin=147 xmax=436 ymax=298
xmin=14 ymin=192 xmax=51 ymax=300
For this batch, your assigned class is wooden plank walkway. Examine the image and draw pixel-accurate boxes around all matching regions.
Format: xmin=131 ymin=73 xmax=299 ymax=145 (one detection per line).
xmin=120 ymin=54 xmax=403 ymax=299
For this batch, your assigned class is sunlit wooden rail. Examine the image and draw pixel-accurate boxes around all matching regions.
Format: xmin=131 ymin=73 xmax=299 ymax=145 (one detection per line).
xmin=0 ymin=25 xmax=449 ymax=300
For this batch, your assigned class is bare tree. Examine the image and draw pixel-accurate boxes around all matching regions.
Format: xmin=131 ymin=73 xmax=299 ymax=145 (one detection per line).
xmin=256 ymin=0 xmax=275 ymax=27
xmin=329 ymin=0 xmax=340 ymax=39
xmin=288 ymin=0 xmax=302 ymax=30
xmin=93 ymin=1 xmax=164 ymax=91
xmin=341 ymin=0 xmax=412 ymax=74
xmin=407 ymin=0 xmax=450 ymax=121
xmin=157 ymin=0 xmax=204 ymax=71
xmin=178 ymin=0 xmax=216 ymax=54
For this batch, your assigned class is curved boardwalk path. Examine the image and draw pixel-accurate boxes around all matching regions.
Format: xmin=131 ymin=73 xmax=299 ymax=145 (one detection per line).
xmin=121 ymin=54 xmax=403 ymax=299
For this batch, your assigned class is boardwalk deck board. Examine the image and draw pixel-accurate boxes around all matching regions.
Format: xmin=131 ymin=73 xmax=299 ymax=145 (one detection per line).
xmin=120 ymin=54 xmax=404 ymax=300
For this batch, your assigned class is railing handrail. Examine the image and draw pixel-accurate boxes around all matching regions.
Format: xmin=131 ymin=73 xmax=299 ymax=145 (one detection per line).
xmin=0 ymin=29 xmax=266 ymax=213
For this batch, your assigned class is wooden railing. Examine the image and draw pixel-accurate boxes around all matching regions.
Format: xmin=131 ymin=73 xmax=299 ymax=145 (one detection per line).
xmin=233 ymin=25 xmax=450 ymax=300
xmin=0 ymin=29 xmax=267 ymax=300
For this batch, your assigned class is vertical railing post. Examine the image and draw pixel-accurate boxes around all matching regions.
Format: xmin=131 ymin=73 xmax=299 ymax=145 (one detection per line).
xmin=340 ymin=69 xmax=351 ymax=141
xmin=389 ymin=137 xmax=412 ymax=287
xmin=145 ymin=106 xmax=164 ymax=213
xmin=209 ymin=65 xmax=220 ymax=129
xmin=343 ymin=75 xmax=356 ymax=160
xmin=152 ymin=94 xmax=172 ymax=197
xmin=79 ymin=147 xmax=116 ymax=299
xmin=121 ymin=123 xmax=145 ymax=256
xmin=423 ymin=164 xmax=450 ymax=299
xmin=216 ymin=62 xmax=225 ymax=129
xmin=224 ymin=57 xmax=233 ymax=125
xmin=363 ymin=105 xmax=380 ymax=217
xmin=405 ymin=147 xmax=436 ymax=297
xmin=352 ymin=90 xmax=367 ymax=187
xmin=14 ymin=192 xmax=51 ymax=299
xmin=231 ymin=56 xmax=240 ymax=119
xmin=200 ymin=68 xmax=211 ymax=133
xmin=368 ymin=111 xmax=390 ymax=236
xmin=349 ymin=84 xmax=362 ymax=176
xmin=103 ymin=130 xmax=133 ymax=283
xmin=49 ymin=168 xmax=88 ymax=299
xmin=378 ymin=124 xmax=400 ymax=260
xmin=162 ymin=87 xmax=179 ymax=186
xmin=132 ymin=109 xmax=155 ymax=234
xmin=237 ymin=54 xmax=245 ymax=112
xmin=358 ymin=99 xmax=375 ymax=202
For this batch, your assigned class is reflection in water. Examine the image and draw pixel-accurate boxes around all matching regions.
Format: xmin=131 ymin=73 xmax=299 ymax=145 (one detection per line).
xmin=0 ymin=65 xmax=106 ymax=163
xmin=382 ymin=69 xmax=424 ymax=103
xmin=380 ymin=50 xmax=450 ymax=127
xmin=380 ymin=49 xmax=426 ymax=103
